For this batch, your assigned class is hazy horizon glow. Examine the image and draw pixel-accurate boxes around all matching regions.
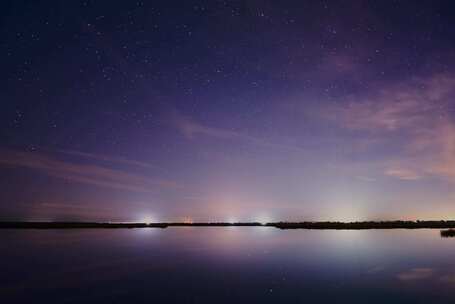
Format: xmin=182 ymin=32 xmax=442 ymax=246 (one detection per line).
xmin=2 ymin=1 xmax=455 ymax=222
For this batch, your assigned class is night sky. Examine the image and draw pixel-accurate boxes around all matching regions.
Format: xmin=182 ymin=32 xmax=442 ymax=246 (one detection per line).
xmin=2 ymin=1 xmax=455 ymax=222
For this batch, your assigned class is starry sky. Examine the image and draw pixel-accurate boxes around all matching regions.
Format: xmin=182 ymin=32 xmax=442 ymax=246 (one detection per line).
xmin=2 ymin=1 xmax=455 ymax=222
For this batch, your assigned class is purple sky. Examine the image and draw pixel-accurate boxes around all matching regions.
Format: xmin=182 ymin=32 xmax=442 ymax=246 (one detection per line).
xmin=2 ymin=1 xmax=455 ymax=222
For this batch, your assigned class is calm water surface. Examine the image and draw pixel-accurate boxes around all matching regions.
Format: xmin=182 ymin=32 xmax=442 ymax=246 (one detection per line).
xmin=1 ymin=228 xmax=455 ymax=303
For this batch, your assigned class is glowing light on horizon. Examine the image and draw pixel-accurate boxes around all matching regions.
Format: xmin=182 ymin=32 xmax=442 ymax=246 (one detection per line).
xmin=226 ymin=217 xmax=238 ymax=223
xmin=140 ymin=215 xmax=156 ymax=224
xmin=183 ymin=217 xmax=193 ymax=224
xmin=254 ymin=214 xmax=272 ymax=225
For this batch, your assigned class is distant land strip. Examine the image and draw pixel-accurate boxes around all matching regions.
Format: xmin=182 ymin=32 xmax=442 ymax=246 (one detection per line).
xmin=2 ymin=221 xmax=455 ymax=230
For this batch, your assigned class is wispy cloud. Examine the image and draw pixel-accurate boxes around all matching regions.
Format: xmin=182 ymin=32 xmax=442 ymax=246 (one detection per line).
xmin=326 ymin=75 xmax=452 ymax=132
xmin=384 ymin=167 xmax=422 ymax=181
xmin=397 ymin=268 xmax=455 ymax=284
xmin=0 ymin=149 xmax=178 ymax=193
xmin=172 ymin=111 xmax=245 ymax=140
xmin=171 ymin=110 xmax=309 ymax=153
xmin=325 ymin=73 xmax=455 ymax=183
xmin=57 ymin=150 xmax=158 ymax=169
xmin=397 ymin=268 xmax=435 ymax=281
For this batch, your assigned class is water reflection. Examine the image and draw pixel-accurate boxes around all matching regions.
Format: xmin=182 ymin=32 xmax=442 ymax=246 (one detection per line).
xmin=440 ymin=229 xmax=455 ymax=238
xmin=1 ymin=228 xmax=455 ymax=303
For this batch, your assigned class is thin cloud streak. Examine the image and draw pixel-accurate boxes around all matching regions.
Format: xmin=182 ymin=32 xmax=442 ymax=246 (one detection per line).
xmin=171 ymin=111 xmax=310 ymax=154
xmin=57 ymin=149 xmax=158 ymax=169
xmin=172 ymin=112 xmax=245 ymax=140
xmin=384 ymin=168 xmax=422 ymax=181
xmin=397 ymin=268 xmax=435 ymax=281
xmin=0 ymin=149 xmax=178 ymax=193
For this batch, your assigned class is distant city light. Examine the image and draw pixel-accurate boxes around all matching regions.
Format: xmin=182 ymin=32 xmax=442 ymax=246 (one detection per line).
xmin=255 ymin=215 xmax=272 ymax=225
xmin=226 ymin=217 xmax=238 ymax=223
xmin=141 ymin=215 xmax=156 ymax=224
xmin=183 ymin=217 xmax=193 ymax=224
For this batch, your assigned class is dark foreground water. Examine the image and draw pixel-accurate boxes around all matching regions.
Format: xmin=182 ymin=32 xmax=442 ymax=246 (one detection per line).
xmin=1 ymin=228 xmax=455 ymax=303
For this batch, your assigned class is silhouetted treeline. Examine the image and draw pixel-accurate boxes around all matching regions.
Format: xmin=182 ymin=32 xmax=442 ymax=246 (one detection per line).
xmin=440 ymin=229 xmax=455 ymax=237
xmin=163 ymin=222 xmax=263 ymax=227
xmin=2 ymin=220 xmax=455 ymax=230
xmin=270 ymin=220 xmax=455 ymax=230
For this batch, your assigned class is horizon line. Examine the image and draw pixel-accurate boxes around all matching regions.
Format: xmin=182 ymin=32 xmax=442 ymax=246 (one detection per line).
xmin=2 ymin=220 xmax=455 ymax=230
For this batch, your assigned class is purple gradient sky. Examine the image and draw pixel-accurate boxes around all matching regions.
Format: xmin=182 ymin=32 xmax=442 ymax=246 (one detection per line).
xmin=2 ymin=1 xmax=455 ymax=222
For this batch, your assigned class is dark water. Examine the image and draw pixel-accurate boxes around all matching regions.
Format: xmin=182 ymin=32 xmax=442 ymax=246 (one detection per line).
xmin=1 ymin=228 xmax=455 ymax=303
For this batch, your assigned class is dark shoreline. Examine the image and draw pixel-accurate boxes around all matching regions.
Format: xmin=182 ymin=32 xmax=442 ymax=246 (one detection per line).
xmin=440 ymin=229 xmax=455 ymax=237
xmin=2 ymin=220 xmax=455 ymax=230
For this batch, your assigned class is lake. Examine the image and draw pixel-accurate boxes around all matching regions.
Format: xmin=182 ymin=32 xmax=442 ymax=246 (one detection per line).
xmin=1 ymin=228 xmax=455 ymax=303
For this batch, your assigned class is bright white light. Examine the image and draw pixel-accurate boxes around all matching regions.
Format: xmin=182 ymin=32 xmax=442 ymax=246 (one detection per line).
xmin=254 ymin=214 xmax=272 ymax=225
xmin=141 ymin=215 xmax=155 ymax=224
